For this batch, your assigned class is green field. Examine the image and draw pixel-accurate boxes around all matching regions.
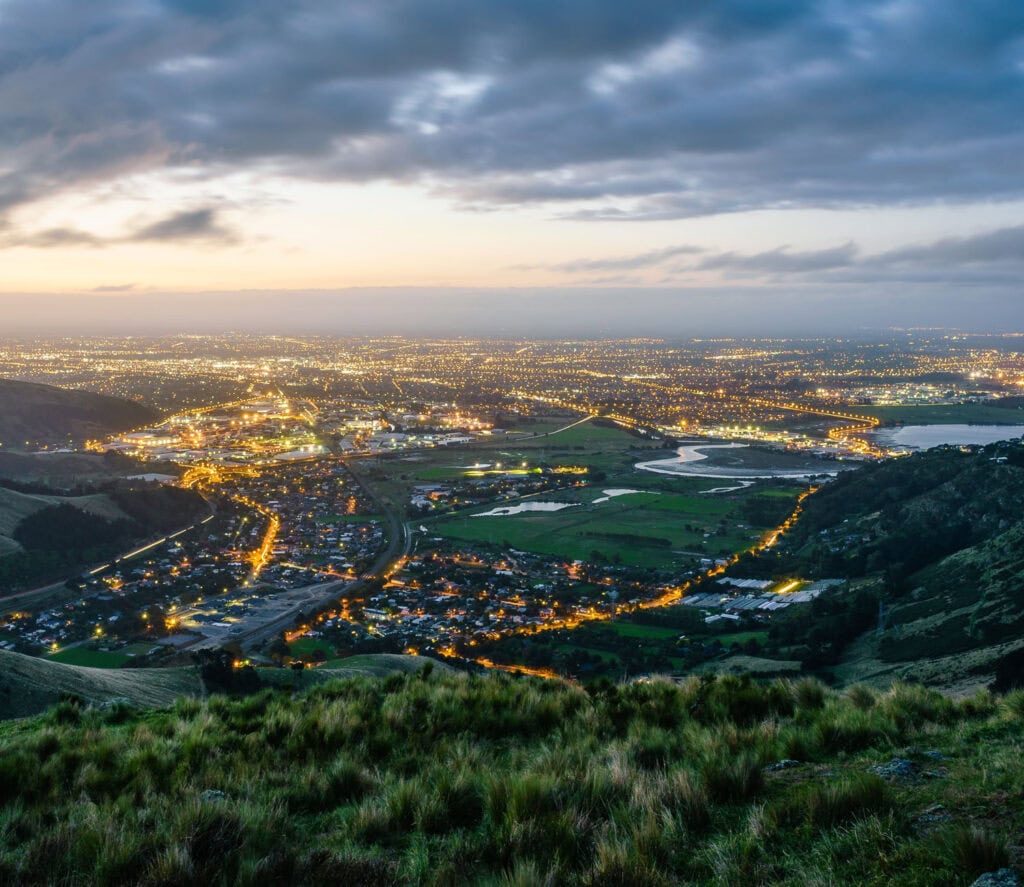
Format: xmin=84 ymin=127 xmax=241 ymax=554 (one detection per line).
xmin=520 ymin=420 xmax=642 ymax=447
xmin=289 ymin=636 xmax=336 ymax=658
xmin=555 ymin=643 xmax=623 ymax=664
xmin=717 ymin=630 xmax=769 ymax=647
xmin=367 ymin=417 xmax=805 ymax=571
xmin=119 ymin=642 xmax=159 ymax=656
xmin=47 ymin=647 xmax=130 ymax=669
xmin=850 ymin=403 xmax=1024 ymax=425
xmin=429 ymin=488 xmax=772 ymax=568
xmin=603 ymin=622 xmax=686 ymax=641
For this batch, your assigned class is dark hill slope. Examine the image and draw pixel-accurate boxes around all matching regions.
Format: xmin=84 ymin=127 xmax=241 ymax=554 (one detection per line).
xmin=0 ymin=379 xmax=157 ymax=448
xmin=0 ymin=649 xmax=203 ymax=719
xmin=782 ymin=441 xmax=1024 ymax=580
xmin=741 ymin=439 xmax=1024 ymax=690
xmin=0 ymin=650 xmax=439 ymax=720
xmin=0 ymin=482 xmax=208 ymax=594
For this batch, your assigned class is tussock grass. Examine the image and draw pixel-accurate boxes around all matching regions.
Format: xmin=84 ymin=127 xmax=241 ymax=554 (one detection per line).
xmin=0 ymin=673 xmax=1021 ymax=885
xmin=950 ymin=826 xmax=1011 ymax=877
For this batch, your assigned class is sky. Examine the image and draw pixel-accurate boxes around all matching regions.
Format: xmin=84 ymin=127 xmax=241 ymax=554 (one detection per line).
xmin=1 ymin=0 xmax=1023 ymax=335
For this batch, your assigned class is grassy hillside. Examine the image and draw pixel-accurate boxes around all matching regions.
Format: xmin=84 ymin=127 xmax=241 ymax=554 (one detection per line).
xmin=0 ymin=650 xmax=439 ymax=720
xmin=733 ymin=439 xmax=1024 ymax=690
xmin=0 ymin=487 xmax=130 ymax=539
xmin=0 ymin=378 xmax=157 ymax=448
xmin=259 ymin=655 xmax=452 ymax=690
xmin=0 ymin=670 xmax=1021 ymax=884
xmin=0 ymin=649 xmax=203 ymax=720
xmin=0 ymin=482 xmax=207 ymax=592
xmin=0 ymin=450 xmax=162 ymax=486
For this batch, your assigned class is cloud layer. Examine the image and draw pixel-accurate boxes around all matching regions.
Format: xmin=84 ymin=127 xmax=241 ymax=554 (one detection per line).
xmin=540 ymin=224 xmax=1024 ymax=287
xmin=1 ymin=0 xmax=1023 ymax=233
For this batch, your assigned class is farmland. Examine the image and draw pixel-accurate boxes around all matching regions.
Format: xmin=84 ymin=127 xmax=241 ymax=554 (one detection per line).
xmin=427 ymin=490 xmax=764 ymax=568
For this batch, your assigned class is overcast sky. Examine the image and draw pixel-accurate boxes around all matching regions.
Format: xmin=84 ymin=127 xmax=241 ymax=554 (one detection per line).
xmin=1 ymin=0 xmax=1023 ymax=335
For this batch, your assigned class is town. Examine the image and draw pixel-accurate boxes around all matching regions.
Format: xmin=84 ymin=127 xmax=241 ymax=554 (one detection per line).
xmin=1 ymin=333 xmax=1022 ymax=679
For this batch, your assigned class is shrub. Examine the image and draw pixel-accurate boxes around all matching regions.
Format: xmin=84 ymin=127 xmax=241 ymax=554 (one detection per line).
xmin=793 ymin=678 xmax=827 ymax=711
xmin=628 ymin=727 xmax=678 ymax=769
xmin=880 ymin=682 xmax=955 ymax=727
xmin=813 ymin=707 xmax=892 ymax=753
xmin=49 ymin=699 xmax=82 ymax=726
xmin=957 ymin=688 xmax=996 ymax=719
xmin=800 ymin=775 xmax=890 ymax=828
xmin=662 ymin=770 xmax=711 ymax=832
xmin=1000 ymin=689 xmax=1024 ymax=720
xmin=583 ymin=836 xmax=673 ymax=887
xmin=700 ymin=753 xmax=763 ymax=804
xmin=951 ymin=827 xmax=1010 ymax=877
xmin=845 ymin=685 xmax=877 ymax=711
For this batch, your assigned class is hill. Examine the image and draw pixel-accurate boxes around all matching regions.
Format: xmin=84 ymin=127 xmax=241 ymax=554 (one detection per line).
xmin=0 ymin=648 xmax=204 ymax=720
xmin=0 ymin=649 xmax=439 ymax=720
xmin=0 ymin=482 xmax=207 ymax=593
xmin=262 ymin=654 xmax=453 ymax=685
xmin=0 ymin=449 xmax=162 ymax=486
xmin=734 ymin=439 xmax=1024 ymax=691
xmin=0 ymin=378 xmax=157 ymax=448
xmin=0 ymin=669 xmax=1021 ymax=884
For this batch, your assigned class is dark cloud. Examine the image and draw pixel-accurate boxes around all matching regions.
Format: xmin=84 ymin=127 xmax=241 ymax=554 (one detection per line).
xmin=2 ymin=207 xmax=236 ymax=248
xmin=519 ymin=225 xmax=1024 ymax=285
xmin=0 ymin=0 xmax=1021 ymax=222
xmin=129 ymin=208 xmax=236 ymax=243
xmin=522 ymin=244 xmax=704 ymax=274
xmin=697 ymin=243 xmax=858 ymax=275
xmin=92 ymin=283 xmax=136 ymax=292
xmin=8 ymin=227 xmax=105 ymax=248
xmin=877 ymin=225 xmax=1024 ymax=266
xmin=688 ymin=225 xmax=1024 ymax=285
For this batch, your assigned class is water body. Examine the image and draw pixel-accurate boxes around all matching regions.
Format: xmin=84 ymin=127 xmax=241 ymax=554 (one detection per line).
xmin=874 ymin=424 xmax=1024 ymax=449
xmin=591 ymin=488 xmax=654 ymax=504
xmin=636 ymin=443 xmax=837 ymax=479
xmin=700 ymin=480 xmax=755 ymax=494
xmin=472 ymin=501 xmax=577 ymax=517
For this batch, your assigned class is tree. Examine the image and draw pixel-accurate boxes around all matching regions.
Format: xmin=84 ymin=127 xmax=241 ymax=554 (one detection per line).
xmin=268 ymin=634 xmax=291 ymax=663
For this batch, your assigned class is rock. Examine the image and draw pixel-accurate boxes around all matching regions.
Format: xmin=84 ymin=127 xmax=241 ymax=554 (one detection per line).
xmin=868 ymin=757 xmax=919 ymax=781
xmin=921 ymin=749 xmax=947 ymax=761
xmin=868 ymin=757 xmax=949 ymax=783
xmin=764 ymin=759 xmax=803 ymax=772
xmin=970 ymin=869 xmax=1020 ymax=887
xmin=912 ymin=803 xmax=952 ymax=830
xmin=200 ymin=789 xmax=226 ymax=803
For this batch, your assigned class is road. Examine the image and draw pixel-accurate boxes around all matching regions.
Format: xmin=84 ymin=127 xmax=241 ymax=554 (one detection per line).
xmin=233 ymin=457 xmax=412 ymax=653
xmin=183 ymin=412 xmax=660 ymax=652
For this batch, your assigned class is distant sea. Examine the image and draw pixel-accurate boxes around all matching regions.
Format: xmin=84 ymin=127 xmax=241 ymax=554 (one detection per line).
xmin=873 ymin=424 xmax=1024 ymax=449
